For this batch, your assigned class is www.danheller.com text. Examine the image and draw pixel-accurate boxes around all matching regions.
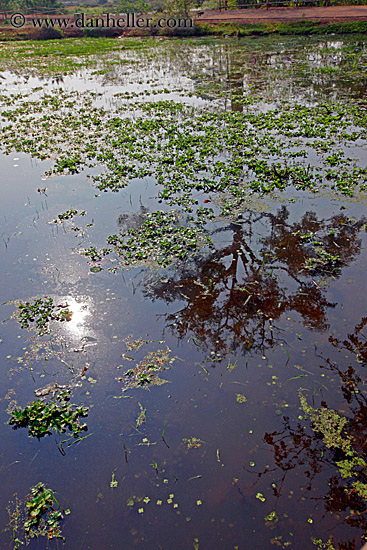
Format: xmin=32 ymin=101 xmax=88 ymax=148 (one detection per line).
xmin=9 ymin=12 xmax=194 ymax=29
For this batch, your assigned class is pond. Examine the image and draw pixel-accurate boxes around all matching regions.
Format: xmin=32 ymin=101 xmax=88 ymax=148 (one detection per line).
xmin=0 ymin=34 xmax=367 ymax=550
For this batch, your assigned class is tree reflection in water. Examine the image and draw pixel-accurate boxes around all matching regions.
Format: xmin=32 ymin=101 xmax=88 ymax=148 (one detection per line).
xmin=139 ymin=207 xmax=367 ymax=548
xmin=143 ymin=207 xmax=365 ymax=357
xmin=260 ymin=317 xmax=367 ymax=550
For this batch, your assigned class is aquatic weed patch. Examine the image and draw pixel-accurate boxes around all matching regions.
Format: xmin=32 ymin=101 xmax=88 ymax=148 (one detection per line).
xmin=50 ymin=208 xmax=87 ymax=223
xmin=300 ymin=393 xmax=367 ymax=507
xmin=60 ymin=99 xmax=367 ymax=199
xmin=15 ymin=297 xmax=72 ymax=335
xmin=118 ymin=345 xmax=174 ymax=390
xmin=104 ymin=211 xmax=212 ymax=268
xmin=2 ymin=35 xmax=367 ymax=550
xmin=0 ymin=37 xmax=155 ymax=75
xmin=8 ymin=389 xmax=89 ymax=439
xmin=7 ymin=482 xmax=70 ymax=548
xmin=1 ymin=85 xmax=367 ymax=213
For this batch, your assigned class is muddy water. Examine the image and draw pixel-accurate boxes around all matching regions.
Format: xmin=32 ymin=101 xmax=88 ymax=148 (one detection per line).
xmin=1 ymin=35 xmax=367 ymax=550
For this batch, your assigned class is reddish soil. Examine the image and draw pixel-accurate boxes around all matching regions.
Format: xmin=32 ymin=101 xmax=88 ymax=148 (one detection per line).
xmin=195 ymin=5 xmax=367 ymax=24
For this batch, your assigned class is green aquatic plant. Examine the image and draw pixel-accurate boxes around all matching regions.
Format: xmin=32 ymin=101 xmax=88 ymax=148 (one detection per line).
xmin=0 ymin=37 xmax=155 ymax=76
xmin=51 ymin=209 xmax=86 ymax=223
xmin=300 ymin=393 xmax=367 ymax=504
xmin=17 ymin=298 xmax=72 ymax=335
xmin=53 ymin=156 xmax=82 ymax=174
xmin=312 ymin=537 xmax=336 ymax=549
xmin=236 ymin=393 xmax=247 ymax=404
xmin=7 ymin=482 xmax=70 ymax=548
xmin=106 ymin=211 xmax=211 ymax=268
xmin=182 ymin=437 xmax=202 ymax=449
xmin=82 ymin=246 xmax=111 ymax=262
xmin=110 ymin=470 xmax=118 ymax=488
xmin=299 ymin=392 xmax=353 ymax=454
xmin=119 ymin=348 xmax=174 ymax=390
xmin=136 ymin=402 xmax=146 ymax=429
xmin=304 ymin=250 xmax=341 ymax=274
xmin=8 ymin=390 xmax=89 ymax=440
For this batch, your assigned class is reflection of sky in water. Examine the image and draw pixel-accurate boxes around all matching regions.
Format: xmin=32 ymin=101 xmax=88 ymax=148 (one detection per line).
xmin=1 ymin=36 xmax=366 ymax=109
xmin=1 ymin=36 xmax=367 ymax=550
xmin=61 ymin=296 xmax=91 ymax=339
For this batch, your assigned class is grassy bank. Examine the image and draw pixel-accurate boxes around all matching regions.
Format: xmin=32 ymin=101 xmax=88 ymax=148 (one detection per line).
xmin=0 ymin=18 xmax=367 ymax=40
xmin=197 ymin=18 xmax=367 ymax=36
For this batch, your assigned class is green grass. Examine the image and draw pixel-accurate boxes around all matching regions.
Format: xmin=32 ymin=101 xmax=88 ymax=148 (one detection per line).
xmin=197 ymin=20 xmax=367 ymax=36
xmin=0 ymin=36 xmax=156 ymax=73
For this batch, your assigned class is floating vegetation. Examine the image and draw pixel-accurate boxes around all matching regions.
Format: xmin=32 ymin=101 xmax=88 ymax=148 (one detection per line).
xmin=264 ymin=511 xmax=278 ymax=527
xmin=303 ymin=251 xmax=341 ymax=274
xmin=8 ymin=389 xmax=88 ymax=440
xmin=110 ymin=471 xmax=118 ymax=489
xmin=300 ymin=393 xmax=367 ymax=505
xmin=0 ymin=37 xmax=155 ymax=76
xmin=1 ymin=35 xmax=367 ymax=550
xmin=34 ymin=382 xmax=69 ymax=398
xmin=105 ymin=211 xmax=212 ymax=268
xmin=118 ymin=347 xmax=174 ymax=390
xmin=136 ymin=402 xmax=146 ymax=429
xmin=16 ymin=298 xmax=72 ymax=335
xmin=0 ymin=67 xmax=366 ymax=234
xmin=127 ymin=495 xmax=150 ymax=509
xmin=183 ymin=437 xmax=202 ymax=449
xmin=127 ymin=492 xmax=182 ymax=516
xmin=312 ymin=538 xmax=336 ymax=550
xmin=7 ymin=482 xmax=70 ymax=548
xmin=236 ymin=394 xmax=247 ymax=404
xmin=50 ymin=209 xmax=86 ymax=224
xmin=124 ymin=335 xmax=147 ymax=352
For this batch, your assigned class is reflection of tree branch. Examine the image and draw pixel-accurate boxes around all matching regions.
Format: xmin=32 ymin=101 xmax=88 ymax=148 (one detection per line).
xmin=261 ymin=322 xmax=367 ymax=545
xmin=141 ymin=208 xmax=365 ymax=355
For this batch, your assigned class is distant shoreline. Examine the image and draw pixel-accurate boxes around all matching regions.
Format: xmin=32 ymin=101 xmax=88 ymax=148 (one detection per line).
xmin=0 ymin=7 xmax=367 ymax=40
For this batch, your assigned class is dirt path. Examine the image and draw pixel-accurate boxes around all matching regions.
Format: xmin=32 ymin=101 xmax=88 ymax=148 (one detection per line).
xmin=195 ymin=5 xmax=367 ymax=24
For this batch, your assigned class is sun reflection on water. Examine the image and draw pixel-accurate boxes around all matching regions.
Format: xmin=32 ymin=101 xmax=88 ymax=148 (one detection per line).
xmin=61 ymin=297 xmax=91 ymax=339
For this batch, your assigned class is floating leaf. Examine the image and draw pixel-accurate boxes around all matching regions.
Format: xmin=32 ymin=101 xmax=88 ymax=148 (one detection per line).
xmin=110 ymin=472 xmax=118 ymax=488
xmin=236 ymin=394 xmax=247 ymax=404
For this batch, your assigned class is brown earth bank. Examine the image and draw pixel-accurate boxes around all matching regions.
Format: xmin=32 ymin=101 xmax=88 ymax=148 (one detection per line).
xmin=0 ymin=6 xmax=367 ymax=39
xmin=196 ymin=5 xmax=367 ymax=24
